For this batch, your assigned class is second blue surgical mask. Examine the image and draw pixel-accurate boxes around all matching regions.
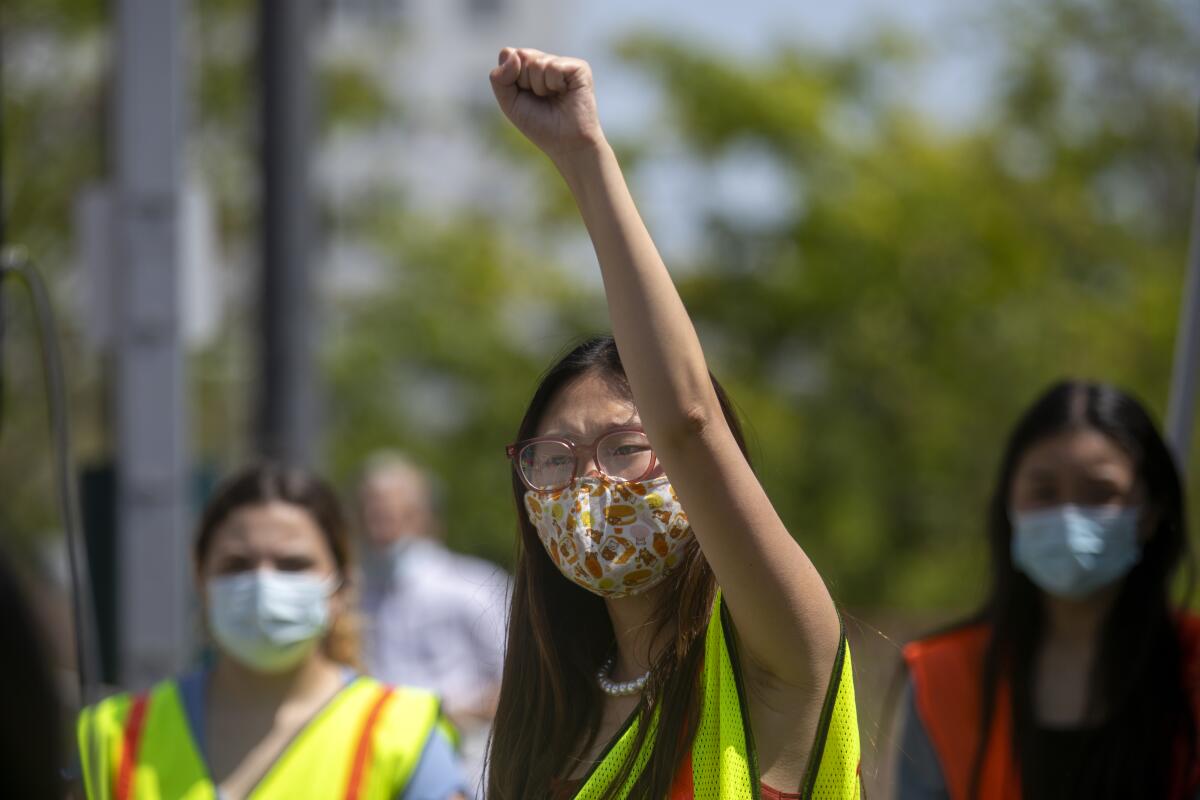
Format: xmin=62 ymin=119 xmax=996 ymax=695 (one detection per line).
xmin=207 ymin=569 xmax=338 ymax=673
xmin=1011 ymin=505 xmax=1142 ymax=599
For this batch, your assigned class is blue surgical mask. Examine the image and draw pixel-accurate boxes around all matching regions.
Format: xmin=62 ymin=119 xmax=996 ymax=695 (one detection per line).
xmin=1011 ymin=505 xmax=1142 ymax=599
xmin=207 ymin=570 xmax=337 ymax=673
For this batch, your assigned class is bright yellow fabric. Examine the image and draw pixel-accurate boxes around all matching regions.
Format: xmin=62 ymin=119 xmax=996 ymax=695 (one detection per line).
xmin=689 ymin=590 xmax=752 ymax=798
xmin=572 ymin=708 xmax=658 ymax=799
xmin=573 ymin=592 xmax=862 ymax=799
xmin=809 ymin=644 xmax=861 ymax=799
xmin=77 ymin=675 xmax=441 ymax=800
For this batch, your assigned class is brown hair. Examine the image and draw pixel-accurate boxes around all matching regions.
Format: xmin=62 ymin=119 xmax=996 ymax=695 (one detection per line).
xmin=486 ymin=336 xmax=751 ymax=799
xmin=195 ymin=462 xmax=362 ymax=669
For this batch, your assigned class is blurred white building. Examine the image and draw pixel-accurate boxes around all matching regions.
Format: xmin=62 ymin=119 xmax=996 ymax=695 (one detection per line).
xmin=320 ymin=0 xmax=565 ymax=221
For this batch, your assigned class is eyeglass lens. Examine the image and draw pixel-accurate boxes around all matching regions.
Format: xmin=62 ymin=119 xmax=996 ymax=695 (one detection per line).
xmin=519 ymin=430 xmax=653 ymax=490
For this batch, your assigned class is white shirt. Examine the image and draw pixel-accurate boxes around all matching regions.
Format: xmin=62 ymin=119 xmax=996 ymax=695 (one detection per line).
xmin=361 ymin=537 xmax=509 ymax=720
xmin=361 ymin=539 xmax=509 ymax=799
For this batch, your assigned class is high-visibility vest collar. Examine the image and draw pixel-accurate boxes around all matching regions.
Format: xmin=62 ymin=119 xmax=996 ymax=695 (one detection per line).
xmin=572 ymin=592 xmax=862 ymax=799
xmin=77 ymin=675 xmax=442 ymax=800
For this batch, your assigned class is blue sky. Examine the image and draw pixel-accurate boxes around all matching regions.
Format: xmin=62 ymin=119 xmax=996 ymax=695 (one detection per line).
xmin=565 ymin=0 xmax=999 ymax=135
xmin=550 ymin=0 xmax=1001 ymax=263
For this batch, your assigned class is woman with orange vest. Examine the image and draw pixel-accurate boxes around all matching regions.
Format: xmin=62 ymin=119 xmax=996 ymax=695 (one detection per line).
xmin=484 ymin=48 xmax=861 ymax=799
xmin=898 ymin=381 xmax=1200 ymax=800
xmin=77 ymin=464 xmax=467 ymax=800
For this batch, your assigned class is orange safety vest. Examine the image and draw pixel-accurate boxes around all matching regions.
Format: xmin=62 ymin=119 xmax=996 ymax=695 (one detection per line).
xmin=902 ymin=615 xmax=1200 ymax=800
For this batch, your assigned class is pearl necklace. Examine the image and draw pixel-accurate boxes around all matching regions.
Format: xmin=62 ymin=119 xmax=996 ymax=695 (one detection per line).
xmin=596 ymin=654 xmax=651 ymax=697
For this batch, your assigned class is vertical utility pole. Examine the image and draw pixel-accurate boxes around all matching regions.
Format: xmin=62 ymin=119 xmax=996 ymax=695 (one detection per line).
xmin=0 ymin=3 xmax=8 ymax=427
xmin=258 ymin=0 xmax=318 ymax=465
xmin=113 ymin=0 xmax=191 ymax=687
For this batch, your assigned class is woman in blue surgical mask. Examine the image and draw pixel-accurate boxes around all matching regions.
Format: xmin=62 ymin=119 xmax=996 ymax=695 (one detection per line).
xmin=76 ymin=464 xmax=467 ymax=800
xmin=896 ymin=381 xmax=1200 ymax=800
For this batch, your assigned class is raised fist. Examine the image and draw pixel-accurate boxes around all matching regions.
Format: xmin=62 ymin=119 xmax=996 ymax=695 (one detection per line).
xmin=489 ymin=48 xmax=605 ymax=161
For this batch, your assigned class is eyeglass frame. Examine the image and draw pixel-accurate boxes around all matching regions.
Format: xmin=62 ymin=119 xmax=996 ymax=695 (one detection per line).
xmin=505 ymin=425 xmax=660 ymax=492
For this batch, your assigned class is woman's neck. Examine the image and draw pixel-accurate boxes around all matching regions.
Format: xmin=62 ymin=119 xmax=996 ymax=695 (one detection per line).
xmin=605 ymin=586 xmax=674 ymax=681
xmin=209 ymin=650 xmax=344 ymax=709
xmin=1033 ymin=586 xmax=1122 ymax=727
xmin=1041 ymin=584 xmax=1120 ymax=648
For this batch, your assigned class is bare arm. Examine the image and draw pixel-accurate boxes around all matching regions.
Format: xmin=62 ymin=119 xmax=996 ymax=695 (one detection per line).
xmin=489 ymin=48 xmax=841 ymax=690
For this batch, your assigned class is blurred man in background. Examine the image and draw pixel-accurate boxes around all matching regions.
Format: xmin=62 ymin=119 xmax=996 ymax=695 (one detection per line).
xmin=357 ymin=452 xmax=508 ymax=799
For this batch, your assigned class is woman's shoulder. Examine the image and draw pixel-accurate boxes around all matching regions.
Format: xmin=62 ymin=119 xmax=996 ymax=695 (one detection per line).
xmin=1176 ymin=610 xmax=1200 ymax=641
xmin=77 ymin=675 xmax=193 ymax=746
xmin=86 ymin=675 xmax=187 ymax=714
xmin=1175 ymin=612 xmax=1200 ymax=677
xmin=351 ymin=674 xmax=442 ymax=706
xmin=353 ymin=677 xmax=450 ymax=748
xmin=353 ymin=677 xmax=466 ymax=795
xmin=903 ymin=622 xmax=992 ymax=665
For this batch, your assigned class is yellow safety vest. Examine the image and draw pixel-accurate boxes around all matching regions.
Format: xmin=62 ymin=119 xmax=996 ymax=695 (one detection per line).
xmin=574 ymin=593 xmax=861 ymax=799
xmin=77 ymin=674 xmax=445 ymax=800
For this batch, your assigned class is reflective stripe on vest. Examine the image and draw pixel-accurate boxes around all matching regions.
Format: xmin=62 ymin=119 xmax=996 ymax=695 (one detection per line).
xmin=573 ymin=592 xmax=862 ymax=799
xmin=903 ymin=616 xmax=1200 ymax=800
xmin=117 ymin=694 xmax=150 ymax=800
xmin=77 ymin=676 xmax=441 ymax=800
xmin=344 ymin=685 xmax=397 ymax=800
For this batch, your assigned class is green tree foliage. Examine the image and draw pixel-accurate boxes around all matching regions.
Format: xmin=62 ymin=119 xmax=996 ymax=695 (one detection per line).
xmin=0 ymin=0 xmax=394 ymax=549
xmin=1 ymin=2 xmax=106 ymax=548
xmin=321 ymin=0 xmax=1200 ymax=613
xmin=604 ymin=0 xmax=1199 ymax=611
xmin=4 ymin=0 xmax=1197 ymax=618
xmin=323 ymin=203 xmax=600 ymax=565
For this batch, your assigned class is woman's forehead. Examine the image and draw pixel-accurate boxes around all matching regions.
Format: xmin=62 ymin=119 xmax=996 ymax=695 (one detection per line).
xmin=1015 ymin=429 xmax=1135 ymax=481
xmin=537 ymin=372 xmax=640 ymax=438
xmin=211 ymin=502 xmax=327 ymax=552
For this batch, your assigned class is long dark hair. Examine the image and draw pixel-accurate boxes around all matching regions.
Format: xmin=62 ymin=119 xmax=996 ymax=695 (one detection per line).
xmin=486 ymin=335 xmax=750 ymax=800
xmin=195 ymin=463 xmax=361 ymax=668
xmin=0 ymin=547 xmax=63 ymax=800
xmin=968 ymin=380 xmax=1195 ymax=798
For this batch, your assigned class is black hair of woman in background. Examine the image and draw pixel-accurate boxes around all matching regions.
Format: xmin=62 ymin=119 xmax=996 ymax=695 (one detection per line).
xmin=897 ymin=381 xmax=1198 ymax=800
xmin=0 ymin=544 xmax=64 ymax=799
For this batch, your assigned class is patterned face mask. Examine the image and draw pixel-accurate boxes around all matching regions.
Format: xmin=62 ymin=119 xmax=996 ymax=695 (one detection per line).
xmin=524 ymin=475 xmax=692 ymax=598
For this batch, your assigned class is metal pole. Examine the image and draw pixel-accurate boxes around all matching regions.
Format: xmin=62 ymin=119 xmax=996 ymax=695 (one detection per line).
xmin=0 ymin=249 xmax=104 ymax=707
xmin=0 ymin=4 xmax=8 ymax=434
xmin=113 ymin=0 xmax=191 ymax=688
xmin=0 ymin=4 xmax=5 ymax=248
xmin=1167 ymin=172 xmax=1200 ymax=472
xmin=257 ymin=0 xmax=318 ymax=465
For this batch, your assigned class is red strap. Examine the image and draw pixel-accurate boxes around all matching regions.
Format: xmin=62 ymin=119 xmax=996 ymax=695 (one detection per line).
xmin=344 ymin=685 xmax=397 ymax=800
xmin=116 ymin=693 xmax=150 ymax=800
xmin=669 ymin=750 xmax=694 ymax=799
xmin=1174 ymin=613 xmax=1200 ymax=796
